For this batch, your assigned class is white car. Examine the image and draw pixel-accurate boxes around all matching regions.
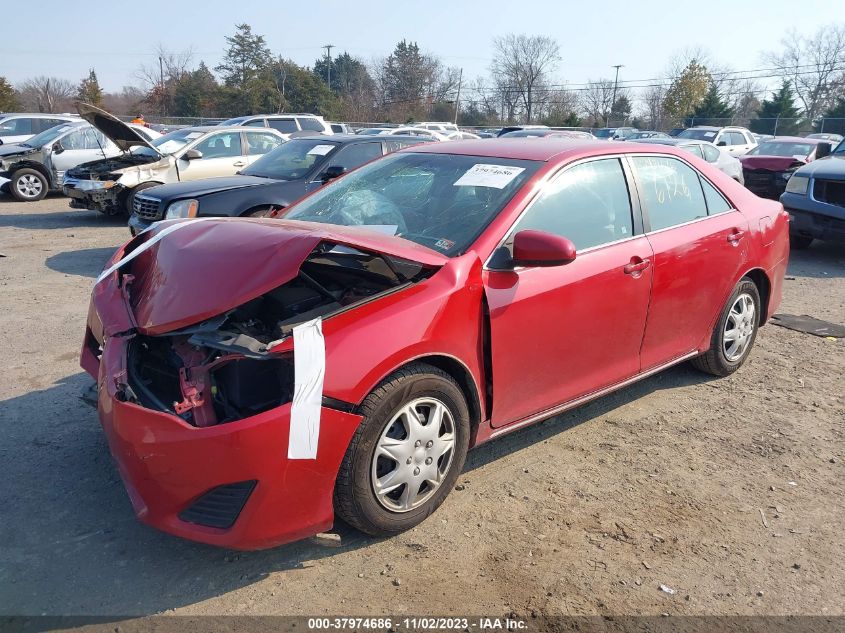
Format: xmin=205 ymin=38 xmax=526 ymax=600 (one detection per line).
xmin=387 ymin=127 xmax=450 ymax=141
xmin=415 ymin=121 xmax=460 ymax=133
xmin=219 ymin=113 xmax=333 ymax=139
xmin=677 ymin=126 xmax=757 ymax=156
xmin=634 ymin=137 xmax=744 ymax=183
xmin=62 ymin=103 xmax=285 ymax=215
xmin=0 ymin=120 xmax=160 ymax=201
xmin=0 ymin=113 xmax=79 ymax=145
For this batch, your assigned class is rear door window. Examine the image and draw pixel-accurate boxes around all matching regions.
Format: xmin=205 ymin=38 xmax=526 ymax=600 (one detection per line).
xmin=194 ymin=132 xmax=243 ymax=158
xmin=0 ymin=117 xmax=33 ymax=137
xmin=631 ymin=156 xmax=708 ymax=231
xmin=244 ymin=131 xmax=283 ymax=155
xmin=701 ymin=144 xmax=720 ymax=163
xmin=244 ymin=118 xmax=266 ymax=127
xmin=297 ymin=117 xmax=325 ymax=132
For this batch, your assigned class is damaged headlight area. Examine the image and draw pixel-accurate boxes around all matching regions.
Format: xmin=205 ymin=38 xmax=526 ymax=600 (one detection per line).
xmin=124 ymin=242 xmax=436 ymax=427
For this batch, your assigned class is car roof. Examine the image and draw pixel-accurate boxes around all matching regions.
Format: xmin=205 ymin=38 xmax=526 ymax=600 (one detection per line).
xmin=0 ymin=112 xmax=78 ymax=119
xmin=759 ymin=136 xmax=822 ymax=144
xmin=180 ymin=125 xmax=280 ymax=133
xmin=632 ymin=138 xmax=698 ymax=146
xmin=408 ymin=138 xmax=684 ymax=161
xmin=291 ymin=133 xmax=427 ymax=144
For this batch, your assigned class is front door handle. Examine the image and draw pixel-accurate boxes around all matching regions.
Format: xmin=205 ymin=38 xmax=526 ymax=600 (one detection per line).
xmin=233 ymin=161 xmax=246 ymax=167
xmin=623 ymin=257 xmax=651 ymax=275
xmin=727 ymin=229 xmax=746 ymax=243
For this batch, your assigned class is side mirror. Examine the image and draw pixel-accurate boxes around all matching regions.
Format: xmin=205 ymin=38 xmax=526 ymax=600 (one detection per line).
xmin=716 ymin=140 xmax=727 ymax=147
xmin=52 ymin=140 xmax=64 ymax=154
xmin=321 ymin=164 xmax=346 ymax=183
xmin=183 ymin=148 xmax=203 ymax=160
xmin=815 ymin=142 xmax=832 ymax=159
xmin=511 ymin=230 xmax=577 ymax=267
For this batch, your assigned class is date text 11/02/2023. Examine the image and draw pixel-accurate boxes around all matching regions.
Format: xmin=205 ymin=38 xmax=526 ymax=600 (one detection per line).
xmin=306 ymin=616 xmax=528 ymax=630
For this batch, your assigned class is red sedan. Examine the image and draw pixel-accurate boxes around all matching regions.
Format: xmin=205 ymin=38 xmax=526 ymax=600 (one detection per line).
xmin=81 ymin=139 xmax=789 ymax=549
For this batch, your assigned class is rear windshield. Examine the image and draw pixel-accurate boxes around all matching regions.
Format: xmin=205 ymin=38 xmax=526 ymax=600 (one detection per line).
xmin=677 ymin=129 xmax=719 ymax=141
xmin=747 ymin=141 xmax=815 ymax=157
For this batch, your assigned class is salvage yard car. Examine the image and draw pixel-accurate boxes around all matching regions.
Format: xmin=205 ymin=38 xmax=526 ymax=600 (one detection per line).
xmin=127 ymin=134 xmax=428 ymax=235
xmin=678 ymin=126 xmax=757 ymax=156
xmin=81 ymin=138 xmax=788 ymax=549
xmin=0 ymin=112 xmax=78 ymax=145
xmin=0 ymin=120 xmax=160 ymax=201
xmin=739 ymin=136 xmax=832 ymax=200
xmin=63 ymin=103 xmax=284 ymax=215
xmin=632 ymin=137 xmax=744 ymax=183
xmin=780 ymin=138 xmax=845 ymax=249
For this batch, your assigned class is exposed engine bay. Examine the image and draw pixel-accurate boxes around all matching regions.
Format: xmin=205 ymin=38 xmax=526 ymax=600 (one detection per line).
xmin=126 ymin=243 xmax=435 ymax=427
xmin=66 ymin=153 xmax=158 ymax=179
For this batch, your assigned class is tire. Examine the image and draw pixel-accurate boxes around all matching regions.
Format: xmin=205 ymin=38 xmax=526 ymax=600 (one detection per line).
xmin=10 ymin=168 xmax=49 ymax=202
xmin=334 ymin=362 xmax=470 ymax=537
xmin=124 ymin=182 xmax=161 ymax=215
xmin=691 ymin=278 xmax=761 ymax=377
xmin=789 ymin=233 xmax=814 ymax=250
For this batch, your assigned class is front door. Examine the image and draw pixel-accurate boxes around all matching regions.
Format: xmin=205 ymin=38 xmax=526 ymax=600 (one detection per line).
xmin=484 ymin=157 xmax=653 ymax=427
xmin=628 ymin=155 xmax=750 ymax=369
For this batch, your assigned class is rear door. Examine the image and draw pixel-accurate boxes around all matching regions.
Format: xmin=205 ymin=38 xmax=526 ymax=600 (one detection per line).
xmin=177 ymin=131 xmax=246 ymax=180
xmin=485 ymin=157 xmax=653 ymax=427
xmin=629 ymin=154 xmax=749 ymax=370
xmin=242 ymin=130 xmax=283 ymax=164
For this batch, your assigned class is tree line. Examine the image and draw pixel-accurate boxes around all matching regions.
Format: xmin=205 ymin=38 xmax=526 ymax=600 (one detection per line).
xmin=1 ymin=23 xmax=844 ymax=133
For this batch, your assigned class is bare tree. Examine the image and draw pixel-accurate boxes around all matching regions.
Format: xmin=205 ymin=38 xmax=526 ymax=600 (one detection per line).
xmin=640 ymin=84 xmax=668 ymax=129
xmin=136 ymin=44 xmax=195 ymax=115
xmin=490 ymin=34 xmax=560 ymax=123
xmin=763 ymin=25 xmax=845 ymax=121
xmin=17 ymin=76 xmax=75 ymax=112
xmin=581 ymin=79 xmax=615 ymax=126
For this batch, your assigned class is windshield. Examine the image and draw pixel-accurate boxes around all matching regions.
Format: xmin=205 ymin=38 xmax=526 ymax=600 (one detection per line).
xmin=21 ymin=124 xmax=77 ymax=148
xmin=283 ymin=152 xmax=540 ymax=256
xmin=677 ymin=129 xmax=719 ymax=141
xmin=132 ymin=128 xmax=203 ymax=157
xmin=241 ymin=139 xmax=338 ymax=180
xmin=747 ymin=141 xmax=815 ymax=157
xmin=593 ymin=129 xmax=614 ymax=138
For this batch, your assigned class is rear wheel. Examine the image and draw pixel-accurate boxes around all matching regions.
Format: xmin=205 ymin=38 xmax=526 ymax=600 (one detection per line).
xmin=691 ymin=278 xmax=761 ymax=377
xmin=10 ymin=168 xmax=48 ymax=201
xmin=789 ymin=233 xmax=814 ymax=250
xmin=334 ymin=363 xmax=470 ymax=536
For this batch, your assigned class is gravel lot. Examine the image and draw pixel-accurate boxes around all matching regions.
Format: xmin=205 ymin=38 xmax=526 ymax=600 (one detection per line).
xmin=1 ymin=195 xmax=843 ymax=620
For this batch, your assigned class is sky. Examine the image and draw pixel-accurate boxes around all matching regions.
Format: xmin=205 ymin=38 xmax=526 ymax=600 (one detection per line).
xmin=0 ymin=0 xmax=837 ymax=96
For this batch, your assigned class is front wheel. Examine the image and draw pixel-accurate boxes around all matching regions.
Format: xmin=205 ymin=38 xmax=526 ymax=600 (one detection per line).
xmin=334 ymin=363 xmax=470 ymax=536
xmin=10 ymin=168 xmax=49 ymax=201
xmin=691 ymin=278 xmax=761 ymax=377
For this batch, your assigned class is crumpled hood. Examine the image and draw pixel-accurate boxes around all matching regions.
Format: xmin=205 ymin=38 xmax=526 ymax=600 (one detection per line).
xmin=140 ymin=175 xmax=272 ymax=200
xmin=106 ymin=218 xmax=447 ymax=336
xmin=792 ymin=153 xmax=845 ymax=179
xmin=0 ymin=144 xmax=37 ymax=160
xmin=740 ymin=155 xmax=806 ymax=172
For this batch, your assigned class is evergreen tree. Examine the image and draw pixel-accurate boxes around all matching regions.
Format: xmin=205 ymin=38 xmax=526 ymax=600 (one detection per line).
xmin=215 ymin=24 xmax=274 ymax=114
xmin=173 ymin=62 xmax=221 ymax=117
xmin=815 ymin=97 xmax=845 ymax=136
xmin=77 ymin=69 xmax=103 ymax=106
xmin=750 ymin=81 xmax=802 ymax=135
xmin=687 ymin=84 xmax=734 ymax=126
xmin=0 ymin=76 xmax=19 ymax=111
xmin=609 ymin=94 xmax=632 ymax=124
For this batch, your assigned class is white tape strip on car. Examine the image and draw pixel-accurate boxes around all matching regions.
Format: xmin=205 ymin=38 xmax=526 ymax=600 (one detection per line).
xmin=288 ymin=317 xmax=325 ymax=460
xmin=96 ymin=218 xmax=214 ymax=284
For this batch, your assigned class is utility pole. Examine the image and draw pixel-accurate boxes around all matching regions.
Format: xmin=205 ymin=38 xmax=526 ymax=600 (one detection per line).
xmin=158 ymin=55 xmax=165 ymax=118
xmin=608 ymin=64 xmax=624 ymax=126
xmin=453 ymin=68 xmax=463 ymax=125
xmin=322 ymin=44 xmax=334 ymax=88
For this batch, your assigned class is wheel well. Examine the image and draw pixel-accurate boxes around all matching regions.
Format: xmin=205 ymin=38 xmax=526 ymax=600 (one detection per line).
xmin=240 ymin=204 xmax=285 ymax=217
xmin=400 ymin=355 xmax=483 ymax=447
xmin=744 ymin=268 xmax=771 ymax=325
xmin=11 ymin=161 xmax=50 ymax=180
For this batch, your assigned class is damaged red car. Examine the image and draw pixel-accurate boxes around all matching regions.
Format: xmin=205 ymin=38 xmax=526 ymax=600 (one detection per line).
xmin=82 ymin=139 xmax=789 ymax=549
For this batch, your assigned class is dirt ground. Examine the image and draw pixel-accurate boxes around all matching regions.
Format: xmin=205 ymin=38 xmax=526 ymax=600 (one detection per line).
xmin=1 ymin=195 xmax=843 ymax=621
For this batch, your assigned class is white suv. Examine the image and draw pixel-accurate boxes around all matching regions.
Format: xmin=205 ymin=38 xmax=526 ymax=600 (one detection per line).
xmin=219 ymin=114 xmax=333 ymax=139
xmin=415 ymin=121 xmax=459 ymax=133
xmin=0 ymin=113 xmax=79 ymax=145
xmin=677 ymin=126 xmax=757 ymax=156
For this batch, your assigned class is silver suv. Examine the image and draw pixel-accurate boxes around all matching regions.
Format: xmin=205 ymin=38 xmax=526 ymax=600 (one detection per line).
xmin=219 ymin=114 xmax=333 ymax=139
xmin=0 ymin=113 xmax=79 ymax=145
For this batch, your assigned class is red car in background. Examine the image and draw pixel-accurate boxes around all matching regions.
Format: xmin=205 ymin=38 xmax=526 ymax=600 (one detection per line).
xmin=81 ymin=139 xmax=789 ymax=549
xmin=740 ymin=136 xmax=834 ymax=199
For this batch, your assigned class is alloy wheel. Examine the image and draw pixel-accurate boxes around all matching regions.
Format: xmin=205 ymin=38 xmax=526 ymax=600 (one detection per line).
xmin=15 ymin=174 xmax=43 ymax=199
xmin=723 ymin=293 xmax=756 ymax=362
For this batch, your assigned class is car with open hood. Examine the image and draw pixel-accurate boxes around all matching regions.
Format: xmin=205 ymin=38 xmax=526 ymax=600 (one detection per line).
xmin=62 ymin=103 xmax=284 ymax=215
xmin=739 ymin=137 xmax=833 ymax=200
xmin=779 ymin=138 xmax=845 ymax=248
xmin=127 ymin=134 xmax=429 ymax=235
xmin=82 ymin=138 xmax=788 ymax=549
xmin=0 ymin=120 xmax=159 ymax=201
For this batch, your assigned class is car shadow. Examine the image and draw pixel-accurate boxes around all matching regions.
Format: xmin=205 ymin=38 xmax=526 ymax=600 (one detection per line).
xmin=787 ymin=241 xmax=845 ymax=279
xmin=45 ymin=247 xmax=117 ymax=278
xmin=0 ymin=363 xmax=715 ymax=617
xmin=465 ymin=362 xmax=714 ymax=471
xmin=0 ymin=204 xmax=128 ymax=231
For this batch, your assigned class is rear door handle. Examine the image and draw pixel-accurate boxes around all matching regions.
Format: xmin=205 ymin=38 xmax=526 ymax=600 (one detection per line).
xmin=623 ymin=258 xmax=651 ymax=275
xmin=727 ymin=229 xmax=746 ymax=243
xmin=233 ymin=161 xmax=246 ymax=167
